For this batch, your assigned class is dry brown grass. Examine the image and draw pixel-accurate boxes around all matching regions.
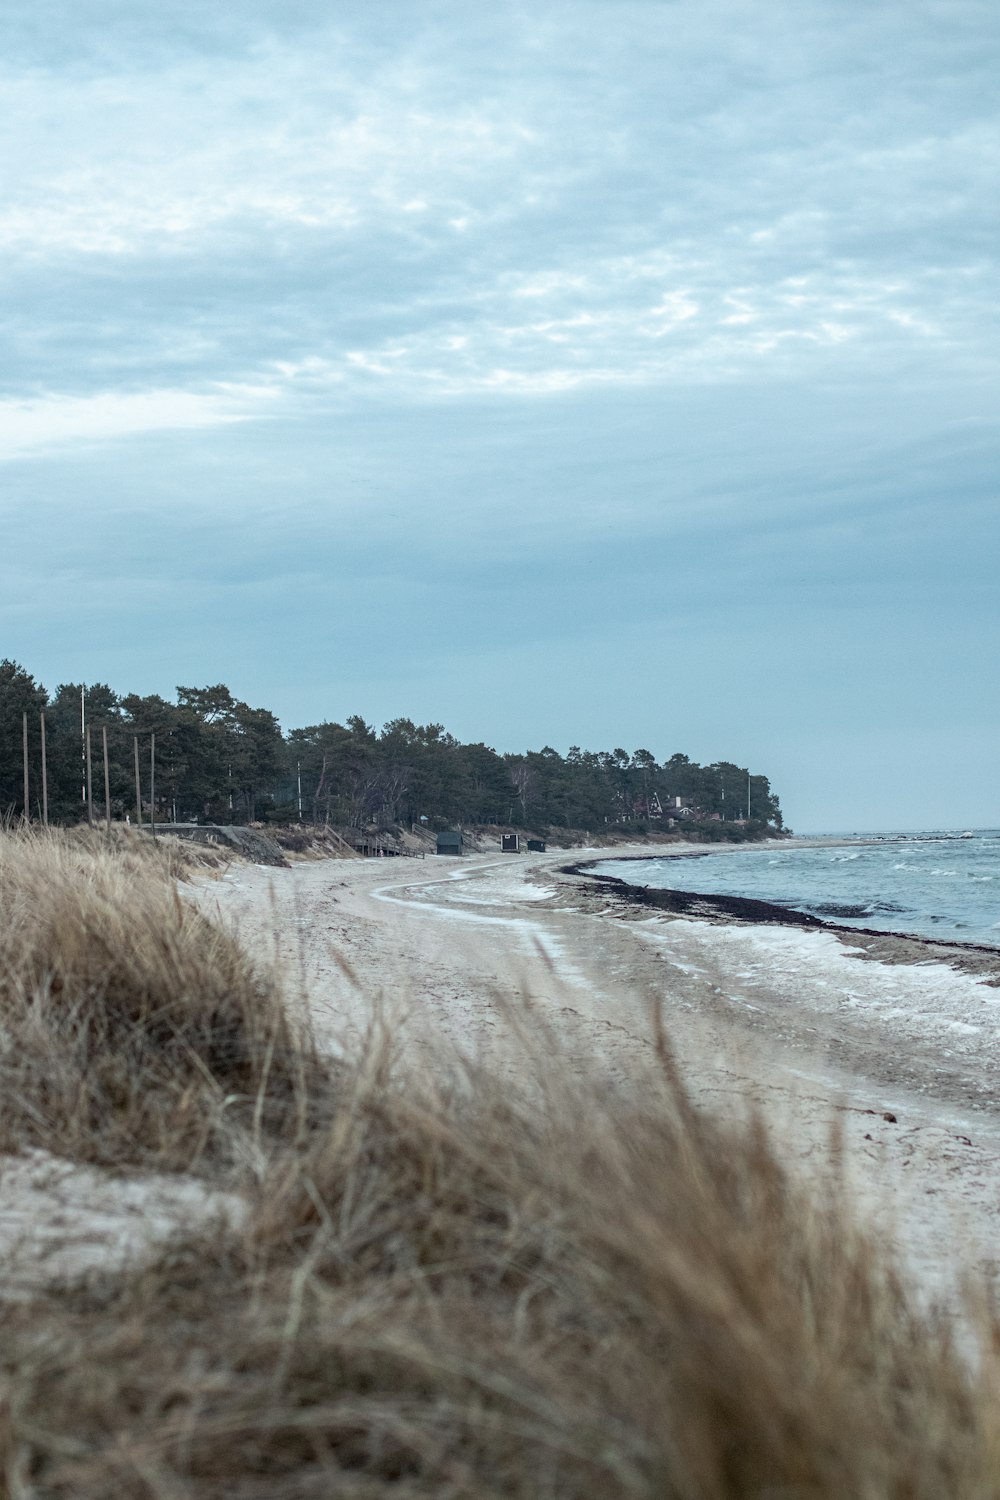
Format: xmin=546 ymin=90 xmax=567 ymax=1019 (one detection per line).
xmin=0 ymin=827 xmax=329 ymax=1171
xmin=1 ymin=829 xmax=999 ymax=1497
xmin=40 ymin=819 xmax=237 ymax=879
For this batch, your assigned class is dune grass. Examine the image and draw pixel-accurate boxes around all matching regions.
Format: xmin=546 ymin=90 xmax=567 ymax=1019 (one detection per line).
xmin=0 ymin=825 xmax=327 ymax=1170
xmin=0 ymin=827 xmax=999 ymax=1497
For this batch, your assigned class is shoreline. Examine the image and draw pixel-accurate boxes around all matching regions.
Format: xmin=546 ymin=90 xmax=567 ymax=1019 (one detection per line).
xmin=563 ymin=852 xmax=1000 ymax=986
xmin=184 ymin=845 xmax=1000 ymax=1313
xmin=5 ymin=836 xmax=993 ymax=1315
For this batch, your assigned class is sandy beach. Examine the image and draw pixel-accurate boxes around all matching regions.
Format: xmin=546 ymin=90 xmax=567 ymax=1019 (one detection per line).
xmin=5 ymin=837 xmax=997 ymax=1315
xmin=195 ymin=842 xmax=1000 ymax=1311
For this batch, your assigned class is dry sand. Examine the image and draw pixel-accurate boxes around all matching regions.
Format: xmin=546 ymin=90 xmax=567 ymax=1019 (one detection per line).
xmin=0 ymin=1152 xmax=245 ymax=1300
xmin=197 ymin=843 xmax=1000 ymax=1312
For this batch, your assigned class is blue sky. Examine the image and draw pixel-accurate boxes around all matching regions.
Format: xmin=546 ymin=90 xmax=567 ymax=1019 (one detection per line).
xmin=2 ymin=0 xmax=997 ymax=830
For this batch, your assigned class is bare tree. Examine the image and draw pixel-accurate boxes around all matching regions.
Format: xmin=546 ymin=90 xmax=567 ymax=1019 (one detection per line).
xmin=508 ymin=760 xmax=536 ymax=823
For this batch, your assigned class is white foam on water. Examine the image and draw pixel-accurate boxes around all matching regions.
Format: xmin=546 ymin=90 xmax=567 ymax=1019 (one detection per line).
xmin=596 ymin=835 xmax=1000 ymax=945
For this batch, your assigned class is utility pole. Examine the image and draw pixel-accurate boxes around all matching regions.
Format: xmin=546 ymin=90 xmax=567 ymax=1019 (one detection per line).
xmin=150 ymin=733 xmax=156 ymax=837
xmin=85 ymin=726 xmax=94 ymax=826
xmin=80 ymin=685 xmax=86 ymax=812
xmin=297 ymin=759 xmax=303 ymax=821
xmin=102 ymin=726 xmax=112 ymax=830
xmin=747 ymin=771 xmax=752 ymax=822
xmin=133 ymin=736 xmax=143 ymax=827
xmin=40 ymin=712 xmax=49 ymax=826
xmin=22 ymin=711 xmax=29 ymax=824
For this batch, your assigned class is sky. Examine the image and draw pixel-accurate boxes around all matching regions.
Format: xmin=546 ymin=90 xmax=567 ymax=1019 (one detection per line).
xmin=2 ymin=0 xmax=998 ymax=832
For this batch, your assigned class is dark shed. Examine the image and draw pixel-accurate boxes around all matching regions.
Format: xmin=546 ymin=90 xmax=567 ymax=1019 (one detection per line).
xmin=436 ymin=831 xmax=463 ymax=855
xmin=501 ymin=833 xmax=520 ymax=852
xmin=526 ymin=839 xmax=546 ymax=852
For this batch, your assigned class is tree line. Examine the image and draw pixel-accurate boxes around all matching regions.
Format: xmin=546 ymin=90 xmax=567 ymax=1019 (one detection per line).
xmin=0 ymin=660 xmax=784 ymax=835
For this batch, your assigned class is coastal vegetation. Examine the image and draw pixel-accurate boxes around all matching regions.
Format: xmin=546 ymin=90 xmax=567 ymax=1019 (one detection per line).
xmin=0 ymin=826 xmax=325 ymax=1171
xmin=0 ymin=659 xmax=783 ymax=834
xmin=0 ymin=825 xmax=996 ymax=1497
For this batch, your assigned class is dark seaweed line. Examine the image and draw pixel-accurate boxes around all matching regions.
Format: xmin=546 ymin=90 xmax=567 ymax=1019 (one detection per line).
xmin=560 ymin=860 xmax=1000 ymax=956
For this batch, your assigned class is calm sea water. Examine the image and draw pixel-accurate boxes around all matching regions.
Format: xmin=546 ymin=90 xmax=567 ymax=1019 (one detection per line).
xmin=596 ymin=831 xmax=1000 ymax=947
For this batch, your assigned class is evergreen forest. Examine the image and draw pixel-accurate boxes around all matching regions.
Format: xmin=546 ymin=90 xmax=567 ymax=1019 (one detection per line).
xmin=0 ymin=660 xmax=783 ymax=837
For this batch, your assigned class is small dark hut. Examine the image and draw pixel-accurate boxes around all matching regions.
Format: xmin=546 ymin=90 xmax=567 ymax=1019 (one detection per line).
xmin=436 ymin=830 xmax=463 ymax=856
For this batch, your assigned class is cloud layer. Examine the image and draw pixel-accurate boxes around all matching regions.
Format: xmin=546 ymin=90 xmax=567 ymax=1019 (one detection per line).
xmin=3 ymin=0 xmax=998 ymax=827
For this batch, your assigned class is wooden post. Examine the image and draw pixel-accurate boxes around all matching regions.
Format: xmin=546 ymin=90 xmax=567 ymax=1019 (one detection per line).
xmin=40 ymin=712 xmax=48 ymax=826
xmin=102 ymin=726 xmax=112 ymax=830
xmin=150 ymin=732 xmax=156 ymax=837
xmin=85 ymin=726 xmax=94 ymax=827
xmin=133 ymin=736 xmax=143 ymax=827
xmin=22 ymin=712 xmax=29 ymax=824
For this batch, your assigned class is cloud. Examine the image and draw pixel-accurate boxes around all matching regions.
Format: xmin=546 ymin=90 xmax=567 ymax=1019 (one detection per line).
xmin=1 ymin=0 xmax=996 ymax=433
xmin=2 ymin=0 xmax=999 ymax=826
xmin=0 ymin=383 xmax=284 ymax=459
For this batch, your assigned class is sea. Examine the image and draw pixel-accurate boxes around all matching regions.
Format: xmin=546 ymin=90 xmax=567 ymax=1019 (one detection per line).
xmin=595 ymin=831 xmax=1000 ymax=948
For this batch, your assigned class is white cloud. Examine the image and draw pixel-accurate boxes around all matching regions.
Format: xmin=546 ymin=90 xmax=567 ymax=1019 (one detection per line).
xmin=1 ymin=0 xmax=998 ymax=831
xmin=0 ymin=52 xmax=532 ymax=260
xmin=0 ymin=1 xmax=994 ymax=446
xmin=0 ymin=384 xmax=275 ymax=459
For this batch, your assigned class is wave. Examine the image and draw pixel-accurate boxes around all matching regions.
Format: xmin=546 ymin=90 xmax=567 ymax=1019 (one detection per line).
xmin=809 ymin=900 xmax=907 ymax=919
xmin=594 ymin=839 xmax=1000 ymax=946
